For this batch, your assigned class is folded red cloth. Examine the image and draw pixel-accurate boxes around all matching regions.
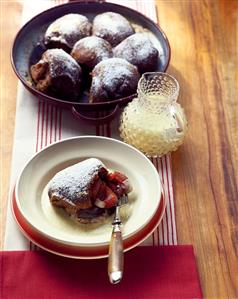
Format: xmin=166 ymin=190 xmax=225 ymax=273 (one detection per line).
xmin=1 ymin=246 xmax=202 ymax=299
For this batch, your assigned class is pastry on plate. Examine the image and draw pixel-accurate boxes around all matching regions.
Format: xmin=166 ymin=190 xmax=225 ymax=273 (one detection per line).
xmin=71 ymin=36 xmax=113 ymax=70
xmin=30 ymin=49 xmax=82 ymax=101
xmin=92 ymin=12 xmax=134 ymax=47
xmin=44 ymin=14 xmax=92 ymax=52
xmin=113 ymin=33 xmax=159 ymax=73
xmin=48 ymin=158 xmax=132 ymax=223
xmin=90 ymin=58 xmax=140 ymax=102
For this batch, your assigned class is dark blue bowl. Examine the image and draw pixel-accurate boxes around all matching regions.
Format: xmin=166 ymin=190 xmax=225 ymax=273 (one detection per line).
xmin=11 ymin=1 xmax=170 ymax=120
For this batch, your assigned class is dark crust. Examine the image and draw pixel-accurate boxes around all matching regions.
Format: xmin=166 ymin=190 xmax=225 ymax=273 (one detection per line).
xmin=49 ymin=193 xmax=115 ymax=224
xmin=48 ymin=161 xmax=111 ymax=224
xmin=71 ymin=36 xmax=113 ymax=69
xmin=30 ymin=49 xmax=82 ymax=101
xmin=113 ymin=33 xmax=159 ymax=73
xmin=92 ymin=12 xmax=134 ymax=47
xmin=90 ymin=58 xmax=140 ymax=103
xmin=47 ymin=158 xmax=131 ymax=224
xmin=44 ymin=14 xmax=92 ymax=52
xmin=48 ymin=166 xmax=108 ymax=209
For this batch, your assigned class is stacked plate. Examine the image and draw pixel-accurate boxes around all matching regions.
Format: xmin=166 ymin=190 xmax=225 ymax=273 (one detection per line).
xmin=12 ymin=136 xmax=165 ymax=259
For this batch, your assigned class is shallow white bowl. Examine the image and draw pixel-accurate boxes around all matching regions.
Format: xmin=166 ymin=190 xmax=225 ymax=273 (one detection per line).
xmin=15 ymin=136 xmax=162 ymax=248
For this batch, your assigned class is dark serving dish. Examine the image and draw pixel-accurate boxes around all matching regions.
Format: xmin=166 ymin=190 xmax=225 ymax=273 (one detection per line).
xmin=11 ymin=1 xmax=171 ymax=124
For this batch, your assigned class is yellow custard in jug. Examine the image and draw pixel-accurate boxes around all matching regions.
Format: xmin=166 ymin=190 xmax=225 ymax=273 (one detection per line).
xmin=119 ymin=73 xmax=188 ymax=157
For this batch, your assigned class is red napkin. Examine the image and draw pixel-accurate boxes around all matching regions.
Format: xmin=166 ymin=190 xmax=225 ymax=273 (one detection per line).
xmin=1 ymin=246 xmax=202 ymax=299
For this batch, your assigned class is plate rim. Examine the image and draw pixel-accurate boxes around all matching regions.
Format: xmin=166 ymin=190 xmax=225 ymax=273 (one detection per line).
xmin=12 ymin=187 xmax=166 ymax=259
xmin=15 ymin=136 xmax=162 ymax=247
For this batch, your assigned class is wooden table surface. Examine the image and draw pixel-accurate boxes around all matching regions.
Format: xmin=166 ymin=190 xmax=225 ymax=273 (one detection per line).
xmin=1 ymin=0 xmax=238 ymax=298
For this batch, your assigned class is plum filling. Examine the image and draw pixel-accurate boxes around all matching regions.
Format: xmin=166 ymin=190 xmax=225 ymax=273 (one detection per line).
xmin=90 ymin=171 xmax=131 ymax=209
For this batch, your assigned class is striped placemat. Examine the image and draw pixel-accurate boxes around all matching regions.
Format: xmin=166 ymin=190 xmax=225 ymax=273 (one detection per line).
xmin=4 ymin=0 xmax=177 ymax=251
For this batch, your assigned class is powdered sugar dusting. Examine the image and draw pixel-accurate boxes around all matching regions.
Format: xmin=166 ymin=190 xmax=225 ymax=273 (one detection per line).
xmin=92 ymin=12 xmax=134 ymax=46
xmin=45 ymin=14 xmax=92 ymax=49
xmin=113 ymin=33 xmax=158 ymax=72
xmin=43 ymin=49 xmax=81 ymax=83
xmin=48 ymin=158 xmax=105 ymax=204
xmin=114 ymin=33 xmax=157 ymax=60
xmin=94 ymin=58 xmax=136 ymax=88
xmin=76 ymin=36 xmax=110 ymax=50
xmin=90 ymin=58 xmax=140 ymax=101
xmin=71 ymin=36 xmax=112 ymax=68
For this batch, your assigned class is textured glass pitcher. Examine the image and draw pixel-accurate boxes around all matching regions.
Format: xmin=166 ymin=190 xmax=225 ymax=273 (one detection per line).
xmin=120 ymin=72 xmax=188 ymax=157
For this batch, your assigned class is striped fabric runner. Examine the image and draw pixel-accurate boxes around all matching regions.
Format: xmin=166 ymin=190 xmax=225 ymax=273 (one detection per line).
xmin=4 ymin=0 xmax=177 ymax=251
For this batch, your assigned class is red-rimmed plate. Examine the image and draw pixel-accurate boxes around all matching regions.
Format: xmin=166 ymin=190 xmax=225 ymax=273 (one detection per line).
xmin=12 ymin=136 xmax=165 ymax=259
xmin=12 ymin=189 xmax=165 ymax=259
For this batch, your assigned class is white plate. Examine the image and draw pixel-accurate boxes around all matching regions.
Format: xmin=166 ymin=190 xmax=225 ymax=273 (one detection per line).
xmin=15 ymin=136 xmax=162 ymax=248
xmin=12 ymin=191 xmax=165 ymax=259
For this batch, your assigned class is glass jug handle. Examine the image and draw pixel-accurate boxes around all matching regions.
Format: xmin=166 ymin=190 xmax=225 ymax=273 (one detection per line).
xmin=170 ymin=105 xmax=184 ymax=133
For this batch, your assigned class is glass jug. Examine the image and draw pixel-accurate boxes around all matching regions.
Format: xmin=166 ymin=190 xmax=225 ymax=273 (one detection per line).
xmin=119 ymin=72 xmax=188 ymax=157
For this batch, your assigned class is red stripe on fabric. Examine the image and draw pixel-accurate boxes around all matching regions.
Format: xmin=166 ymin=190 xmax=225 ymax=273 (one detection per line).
xmin=54 ymin=107 xmax=58 ymax=142
xmin=104 ymin=123 xmax=108 ymax=137
xmin=94 ymin=111 xmax=100 ymax=136
xmin=96 ymin=126 xmax=100 ymax=136
xmin=35 ymin=100 xmax=41 ymax=153
xmin=98 ymin=112 xmax=101 ymax=136
xmin=163 ymin=213 xmax=168 ymax=245
xmin=151 ymin=157 xmax=160 ymax=246
xmin=162 ymin=156 xmax=170 ymax=245
xmin=49 ymin=105 xmax=53 ymax=144
xmin=150 ymin=158 xmax=155 ymax=245
xmin=100 ymin=112 xmax=103 ymax=136
xmin=103 ymin=112 xmax=107 ymax=137
xmin=151 ymin=157 xmax=155 ymax=246
xmin=159 ymin=158 xmax=165 ymax=245
xmin=101 ymin=111 xmax=105 ymax=137
xmin=106 ymin=120 xmax=111 ymax=138
xmin=168 ymin=154 xmax=178 ymax=244
xmin=157 ymin=157 xmax=165 ymax=245
xmin=58 ymin=108 xmax=62 ymax=141
xmin=154 ymin=228 xmax=158 ymax=246
xmin=162 ymin=161 xmax=169 ymax=245
xmin=45 ymin=103 xmax=49 ymax=147
xmin=151 ymin=158 xmax=159 ymax=246
xmin=97 ymin=110 xmax=112 ymax=138
xmin=40 ymin=101 xmax=45 ymax=150
xmin=161 ymin=157 xmax=168 ymax=245
xmin=155 ymin=157 xmax=162 ymax=245
xmin=102 ymin=111 xmax=105 ymax=136
xmin=165 ymin=155 xmax=175 ymax=245
xmin=152 ymin=228 xmax=155 ymax=246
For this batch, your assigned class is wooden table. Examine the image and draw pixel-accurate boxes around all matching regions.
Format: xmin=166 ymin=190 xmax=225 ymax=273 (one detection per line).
xmin=1 ymin=1 xmax=238 ymax=297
